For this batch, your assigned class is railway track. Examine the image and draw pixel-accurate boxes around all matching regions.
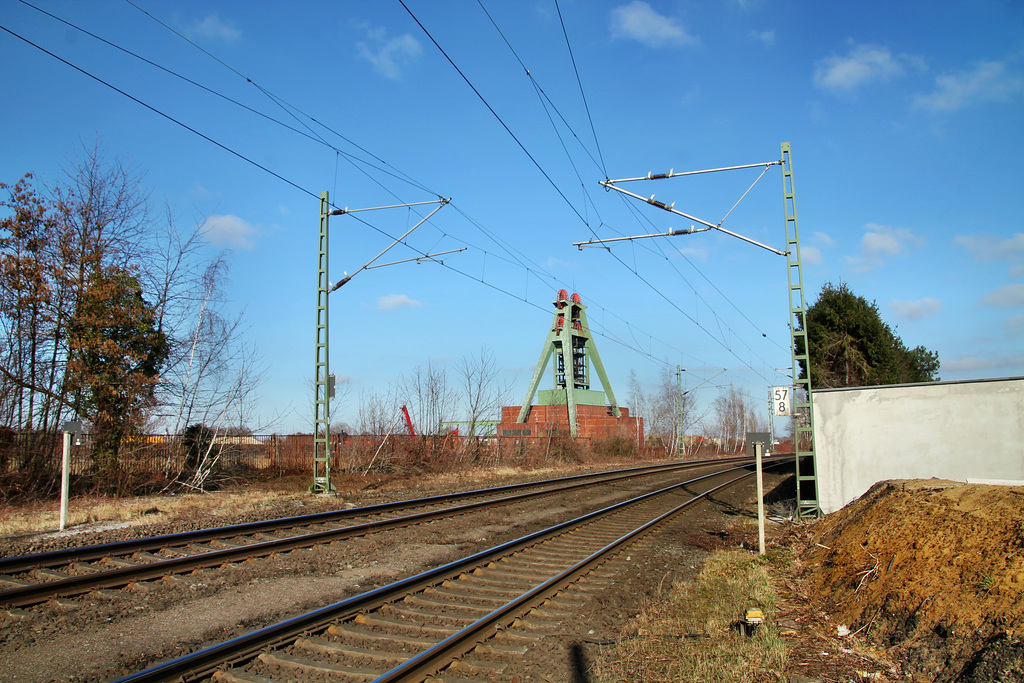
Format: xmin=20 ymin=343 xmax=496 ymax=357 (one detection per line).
xmin=113 ymin=460 xmax=783 ymax=683
xmin=0 ymin=458 xmax=763 ymax=609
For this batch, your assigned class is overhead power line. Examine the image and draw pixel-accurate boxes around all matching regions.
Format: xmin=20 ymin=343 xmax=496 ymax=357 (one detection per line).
xmin=420 ymin=1 xmax=781 ymax=383
xmin=0 ymin=22 xmax=317 ymax=202
xmin=6 ymin=3 xmax=767 ymax=384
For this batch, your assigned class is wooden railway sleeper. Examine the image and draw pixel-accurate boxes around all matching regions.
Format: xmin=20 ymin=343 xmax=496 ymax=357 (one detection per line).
xmin=294 ymin=636 xmax=413 ymax=666
xmin=352 ymin=613 xmax=455 ymax=639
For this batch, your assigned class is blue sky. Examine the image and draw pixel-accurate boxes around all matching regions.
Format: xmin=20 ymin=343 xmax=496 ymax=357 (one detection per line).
xmin=2 ymin=0 xmax=1022 ymax=434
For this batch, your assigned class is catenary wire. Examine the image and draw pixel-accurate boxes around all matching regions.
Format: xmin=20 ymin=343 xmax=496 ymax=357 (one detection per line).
xmin=123 ymin=0 xmax=710 ymax=371
xmin=4 ymin=7 xmax=759 ymax=386
xmin=474 ymin=1 xmax=787 ymax=361
xmin=457 ymin=4 xmax=779 ymax=382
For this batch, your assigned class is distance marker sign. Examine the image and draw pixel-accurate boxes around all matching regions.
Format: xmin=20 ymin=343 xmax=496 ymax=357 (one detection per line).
xmin=772 ymin=386 xmax=792 ymax=417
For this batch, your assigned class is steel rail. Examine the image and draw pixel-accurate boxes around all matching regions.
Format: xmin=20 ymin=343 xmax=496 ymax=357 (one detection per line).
xmin=0 ymin=459 xmax=726 ymax=574
xmin=373 ymin=472 xmax=749 ymax=682
xmin=0 ymin=458 xmax=768 ymax=607
xmin=113 ymin=460 xmax=782 ymax=683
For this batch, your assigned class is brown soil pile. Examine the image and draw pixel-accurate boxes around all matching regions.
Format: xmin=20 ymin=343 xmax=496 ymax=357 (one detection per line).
xmin=800 ymin=479 xmax=1024 ymax=682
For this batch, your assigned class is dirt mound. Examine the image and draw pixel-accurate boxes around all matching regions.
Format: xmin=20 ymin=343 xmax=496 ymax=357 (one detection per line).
xmin=800 ymin=479 xmax=1024 ymax=681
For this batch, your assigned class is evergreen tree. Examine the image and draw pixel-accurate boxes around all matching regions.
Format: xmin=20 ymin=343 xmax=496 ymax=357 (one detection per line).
xmin=798 ymin=282 xmax=940 ymax=389
xmin=65 ymin=268 xmax=168 ymax=475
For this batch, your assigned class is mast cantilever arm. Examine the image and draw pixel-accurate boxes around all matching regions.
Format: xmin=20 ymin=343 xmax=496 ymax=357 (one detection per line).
xmin=364 ymin=247 xmax=467 ymax=270
xmin=602 ymin=160 xmax=782 ymax=184
xmin=329 ymin=198 xmax=451 ymax=292
xmin=573 ymin=225 xmax=711 ymax=249
xmin=598 ymin=180 xmax=786 ymax=256
xmin=329 ymin=198 xmax=449 ymax=216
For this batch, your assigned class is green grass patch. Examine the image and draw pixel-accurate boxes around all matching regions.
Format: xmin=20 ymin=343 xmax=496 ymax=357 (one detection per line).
xmin=593 ymin=548 xmax=791 ymax=682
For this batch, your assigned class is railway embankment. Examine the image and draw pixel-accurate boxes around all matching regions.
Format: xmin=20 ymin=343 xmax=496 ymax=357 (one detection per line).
xmin=594 ymin=478 xmax=1024 ymax=682
xmin=793 ymin=479 xmax=1024 ymax=682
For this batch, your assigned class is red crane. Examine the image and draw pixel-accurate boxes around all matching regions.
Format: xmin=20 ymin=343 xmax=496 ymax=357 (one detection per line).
xmin=400 ymin=405 xmax=415 ymax=437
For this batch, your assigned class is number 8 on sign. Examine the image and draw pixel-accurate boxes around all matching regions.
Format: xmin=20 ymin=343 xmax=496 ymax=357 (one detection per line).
xmin=772 ymin=386 xmax=792 ymax=417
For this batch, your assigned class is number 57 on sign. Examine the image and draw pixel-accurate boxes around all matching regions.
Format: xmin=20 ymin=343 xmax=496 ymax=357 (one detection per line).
xmin=772 ymin=386 xmax=792 ymax=417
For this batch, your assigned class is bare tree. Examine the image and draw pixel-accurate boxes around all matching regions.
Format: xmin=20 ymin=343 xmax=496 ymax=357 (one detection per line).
xmin=357 ymin=387 xmax=401 ymax=437
xmin=402 ymin=360 xmax=457 ymax=436
xmin=456 ymin=347 xmax=512 ymax=437
xmin=628 ymin=369 xmax=647 ymax=451
xmin=707 ymin=385 xmax=768 ymax=454
xmin=626 ymin=366 xmax=704 ymax=457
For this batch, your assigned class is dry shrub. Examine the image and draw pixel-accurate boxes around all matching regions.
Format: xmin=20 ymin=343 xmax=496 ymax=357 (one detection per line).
xmin=545 ymin=435 xmax=583 ymax=464
xmin=592 ymin=434 xmax=638 ymax=460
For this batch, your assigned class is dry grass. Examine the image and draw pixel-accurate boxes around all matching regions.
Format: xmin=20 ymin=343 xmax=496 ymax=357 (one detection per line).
xmin=0 ymin=453 xmax=668 ymax=539
xmin=0 ymin=462 xmax=633 ymax=537
xmin=0 ymin=488 xmax=313 ymax=537
xmin=592 ymin=548 xmax=791 ymax=683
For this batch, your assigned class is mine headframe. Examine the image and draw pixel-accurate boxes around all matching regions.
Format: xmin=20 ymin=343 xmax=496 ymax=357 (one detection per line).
xmin=516 ymin=289 xmax=620 ymax=437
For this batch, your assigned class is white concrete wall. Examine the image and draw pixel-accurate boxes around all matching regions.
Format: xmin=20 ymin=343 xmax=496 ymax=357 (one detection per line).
xmin=813 ymin=377 xmax=1024 ymax=514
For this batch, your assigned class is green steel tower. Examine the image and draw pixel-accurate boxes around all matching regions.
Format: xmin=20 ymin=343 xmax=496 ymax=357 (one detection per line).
xmin=311 ymin=191 xmax=334 ymax=494
xmin=516 ymin=290 xmax=620 ymax=437
xmin=781 ymin=142 xmax=819 ymax=517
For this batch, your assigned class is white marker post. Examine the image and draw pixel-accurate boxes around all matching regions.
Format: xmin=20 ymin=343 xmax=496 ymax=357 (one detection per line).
xmin=59 ymin=420 xmax=81 ymax=532
xmin=755 ymin=440 xmax=765 ymax=555
xmin=59 ymin=430 xmax=71 ymax=531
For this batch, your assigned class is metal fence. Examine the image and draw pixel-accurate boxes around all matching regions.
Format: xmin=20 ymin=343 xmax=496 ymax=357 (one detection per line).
xmin=2 ymin=432 xmax=654 ymax=480
xmin=1 ymin=433 xmax=320 ymax=478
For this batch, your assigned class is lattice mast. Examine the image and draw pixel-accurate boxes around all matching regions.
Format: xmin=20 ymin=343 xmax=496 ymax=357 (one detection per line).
xmin=311 ymin=191 xmax=333 ymax=493
xmin=573 ymin=142 xmax=820 ymax=516
xmin=516 ymin=290 xmax=620 ymax=437
xmin=781 ymin=142 xmax=819 ymax=517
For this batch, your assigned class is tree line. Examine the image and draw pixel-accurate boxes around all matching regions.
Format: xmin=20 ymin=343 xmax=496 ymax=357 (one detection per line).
xmin=0 ymin=146 xmax=260 ymax=493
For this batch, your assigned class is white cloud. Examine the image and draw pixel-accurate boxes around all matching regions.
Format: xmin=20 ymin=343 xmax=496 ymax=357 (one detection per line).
xmin=914 ymin=61 xmax=1024 ymax=112
xmin=845 ymin=223 xmax=922 ymax=272
xmin=751 ymin=29 xmax=775 ymax=47
xmin=377 ymin=294 xmax=422 ymax=311
xmin=813 ymin=231 xmax=835 ymax=247
xmin=954 ymin=232 xmax=1024 ymax=262
xmin=678 ymin=245 xmax=708 ymax=260
xmin=943 ymin=355 xmax=1024 ymax=373
xmin=891 ymin=298 xmax=942 ymax=321
xmin=192 ymin=14 xmax=241 ymax=44
xmin=191 ymin=183 xmax=214 ymax=199
xmin=200 ymin=214 xmax=255 ymax=249
xmin=981 ymin=284 xmax=1024 ymax=308
xmin=813 ymin=43 xmax=917 ymax=93
xmin=800 ymin=245 xmax=823 ymax=266
xmin=356 ymin=26 xmax=421 ymax=80
xmin=862 ymin=229 xmax=903 ymax=256
xmin=1011 ymin=264 xmax=1024 ymax=279
xmin=609 ymin=1 xmax=699 ymax=48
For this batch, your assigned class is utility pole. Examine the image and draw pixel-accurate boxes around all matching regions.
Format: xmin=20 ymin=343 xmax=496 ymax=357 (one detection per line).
xmin=573 ymin=143 xmax=819 ymax=516
xmin=780 ymin=142 xmax=819 ymax=518
xmin=311 ymin=192 xmax=457 ymax=494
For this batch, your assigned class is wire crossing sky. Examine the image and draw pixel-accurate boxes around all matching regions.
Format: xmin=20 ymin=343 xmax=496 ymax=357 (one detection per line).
xmin=2 ymin=0 xmax=1022 ymax=432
